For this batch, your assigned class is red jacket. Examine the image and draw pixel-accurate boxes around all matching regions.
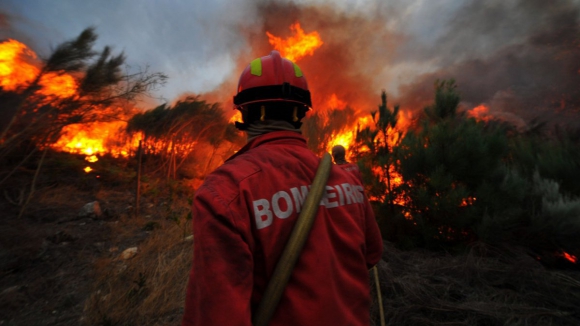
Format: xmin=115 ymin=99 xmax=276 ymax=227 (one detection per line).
xmin=182 ymin=131 xmax=383 ymax=326
xmin=338 ymin=162 xmax=363 ymax=183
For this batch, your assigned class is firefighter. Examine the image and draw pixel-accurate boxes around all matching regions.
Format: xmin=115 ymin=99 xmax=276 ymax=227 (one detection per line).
xmin=182 ymin=50 xmax=383 ymax=326
xmin=332 ymin=144 xmax=363 ymax=182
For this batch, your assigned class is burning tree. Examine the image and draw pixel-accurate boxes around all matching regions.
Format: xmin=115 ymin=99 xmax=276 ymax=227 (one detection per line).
xmin=354 ymin=91 xmax=403 ymax=209
xmin=126 ymin=97 xmax=243 ymax=179
xmin=396 ymin=80 xmax=509 ymax=247
xmin=301 ymin=105 xmax=357 ymax=155
xmin=0 ymin=28 xmax=166 ymax=217
xmin=0 ymin=28 xmax=166 ymax=160
xmin=369 ymin=79 xmax=580 ymax=264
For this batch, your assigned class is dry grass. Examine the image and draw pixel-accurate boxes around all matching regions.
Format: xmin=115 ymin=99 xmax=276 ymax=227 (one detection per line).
xmin=370 ymin=241 xmax=580 ymax=326
xmin=78 ymin=178 xmax=195 ymax=326
xmin=83 ymin=222 xmax=192 ymax=326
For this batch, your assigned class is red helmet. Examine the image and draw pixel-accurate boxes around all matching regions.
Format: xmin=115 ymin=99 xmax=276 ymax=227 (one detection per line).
xmin=233 ymin=50 xmax=312 ymax=110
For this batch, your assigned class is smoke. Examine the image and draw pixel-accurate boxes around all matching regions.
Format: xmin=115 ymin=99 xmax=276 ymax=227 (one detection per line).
xmin=2 ymin=0 xmax=579 ymax=128
xmin=213 ymin=0 xmax=580 ymax=128
xmin=202 ymin=0 xmax=406 ymax=118
xmin=395 ymin=0 xmax=580 ymax=127
xmin=0 ymin=11 xmax=8 ymax=29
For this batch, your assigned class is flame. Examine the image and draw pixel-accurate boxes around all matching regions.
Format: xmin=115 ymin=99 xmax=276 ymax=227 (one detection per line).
xmin=266 ymin=22 xmax=323 ymax=62
xmin=38 ymin=72 xmax=77 ymax=98
xmin=0 ymin=39 xmax=39 ymax=91
xmin=327 ymin=93 xmax=347 ymax=110
xmin=0 ymin=39 xmax=144 ymax=161
xmin=229 ymin=111 xmax=242 ymax=124
xmin=0 ymin=39 xmax=78 ymax=98
xmin=468 ymin=104 xmax=491 ymax=122
xmin=85 ymin=155 xmax=99 ymax=163
xmin=52 ymin=120 xmax=142 ymax=158
xmin=84 ymin=166 xmax=93 ymax=173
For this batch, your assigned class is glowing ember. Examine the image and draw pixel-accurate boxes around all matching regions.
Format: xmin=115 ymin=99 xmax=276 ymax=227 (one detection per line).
xmin=84 ymin=166 xmax=93 ymax=173
xmin=0 ymin=39 xmax=39 ymax=91
xmin=460 ymin=197 xmax=477 ymax=207
xmin=266 ymin=22 xmax=323 ymax=62
xmin=561 ymin=252 xmax=577 ymax=264
xmin=85 ymin=155 xmax=99 ymax=163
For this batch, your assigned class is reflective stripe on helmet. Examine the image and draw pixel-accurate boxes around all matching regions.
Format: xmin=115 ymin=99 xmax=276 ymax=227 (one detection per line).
xmin=251 ymin=58 xmax=262 ymax=76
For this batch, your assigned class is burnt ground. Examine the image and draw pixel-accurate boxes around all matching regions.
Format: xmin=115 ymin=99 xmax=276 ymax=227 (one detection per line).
xmin=0 ymin=152 xmax=190 ymax=326
xmin=0 ymin=186 xmax=154 ymax=325
xmin=1 ymin=151 xmax=580 ymax=326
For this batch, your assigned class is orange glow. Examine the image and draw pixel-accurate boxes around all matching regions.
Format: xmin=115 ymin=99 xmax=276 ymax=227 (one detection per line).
xmin=468 ymin=104 xmax=491 ymax=122
xmin=51 ymin=120 xmax=142 ymax=158
xmin=326 ymin=115 xmax=372 ymax=155
xmin=229 ymin=111 xmax=242 ymax=124
xmin=85 ymin=155 xmax=99 ymax=163
xmin=266 ymin=22 xmax=323 ymax=62
xmin=0 ymin=38 xmax=142 ymax=159
xmin=0 ymin=39 xmax=78 ymax=98
xmin=460 ymin=196 xmax=477 ymax=207
xmin=561 ymin=252 xmax=577 ymax=263
xmin=327 ymin=93 xmax=347 ymax=110
xmin=0 ymin=39 xmax=39 ymax=91
xmin=38 ymin=72 xmax=77 ymax=98
xmin=84 ymin=166 xmax=93 ymax=173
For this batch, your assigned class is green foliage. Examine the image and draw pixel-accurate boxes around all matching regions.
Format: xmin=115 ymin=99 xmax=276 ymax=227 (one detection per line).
xmin=509 ymin=132 xmax=580 ymax=196
xmin=424 ymin=79 xmax=460 ymax=122
xmin=44 ymin=27 xmax=98 ymax=73
xmin=359 ymin=79 xmax=580 ymax=256
xmin=397 ymin=81 xmax=512 ymax=247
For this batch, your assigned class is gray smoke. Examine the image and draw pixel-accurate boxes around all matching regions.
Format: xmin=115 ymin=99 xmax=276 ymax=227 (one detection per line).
xmin=394 ymin=0 xmax=580 ymax=127
xmin=220 ymin=0 xmax=580 ymax=129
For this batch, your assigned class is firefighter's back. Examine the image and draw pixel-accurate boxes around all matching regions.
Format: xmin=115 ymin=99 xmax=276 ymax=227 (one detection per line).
xmin=214 ymin=132 xmax=382 ymax=325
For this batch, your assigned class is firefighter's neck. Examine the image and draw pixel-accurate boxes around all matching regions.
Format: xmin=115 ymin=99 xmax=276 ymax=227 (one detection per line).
xmin=246 ymin=120 xmax=301 ymax=142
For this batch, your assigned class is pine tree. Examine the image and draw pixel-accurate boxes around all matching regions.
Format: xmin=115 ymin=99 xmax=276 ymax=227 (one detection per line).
xmin=397 ymin=80 xmax=509 ymax=247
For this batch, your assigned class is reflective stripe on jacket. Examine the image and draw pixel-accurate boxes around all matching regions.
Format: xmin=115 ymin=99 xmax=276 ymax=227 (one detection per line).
xmin=182 ymin=131 xmax=383 ymax=326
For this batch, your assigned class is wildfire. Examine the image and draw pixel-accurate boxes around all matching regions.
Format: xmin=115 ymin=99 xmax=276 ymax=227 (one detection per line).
xmin=0 ymin=39 xmax=77 ymax=98
xmin=1 ymin=38 xmax=142 ymax=162
xmin=51 ymin=121 xmax=142 ymax=158
xmin=327 ymin=93 xmax=347 ymax=110
xmin=38 ymin=72 xmax=77 ymax=98
xmin=266 ymin=22 xmax=323 ymax=62
xmin=468 ymin=104 xmax=492 ymax=122
xmin=84 ymin=166 xmax=93 ymax=173
xmin=229 ymin=111 xmax=242 ymax=124
xmin=85 ymin=155 xmax=99 ymax=163
xmin=0 ymin=39 xmax=39 ymax=91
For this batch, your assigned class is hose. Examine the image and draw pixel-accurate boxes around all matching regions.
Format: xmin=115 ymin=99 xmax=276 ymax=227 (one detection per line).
xmin=252 ymin=152 xmax=333 ymax=326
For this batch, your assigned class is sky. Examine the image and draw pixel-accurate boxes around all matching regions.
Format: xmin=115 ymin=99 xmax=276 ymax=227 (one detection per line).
xmin=2 ymin=0 xmax=580 ymax=127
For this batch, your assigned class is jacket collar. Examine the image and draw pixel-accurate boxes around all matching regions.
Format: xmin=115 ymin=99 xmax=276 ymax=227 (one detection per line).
xmin=226 ymin=131 xmax=308 ymax=162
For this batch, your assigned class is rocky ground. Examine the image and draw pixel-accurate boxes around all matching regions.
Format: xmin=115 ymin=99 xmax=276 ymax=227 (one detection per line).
xmin=0 ymin=185 xmax=146 ymax=325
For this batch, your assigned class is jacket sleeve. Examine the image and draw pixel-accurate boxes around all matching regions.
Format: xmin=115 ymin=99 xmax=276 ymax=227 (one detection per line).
xmin=182 ymin=185 xmax=253 ymax=326
xmin=363 ymin=197 xmax=383 ymax=269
